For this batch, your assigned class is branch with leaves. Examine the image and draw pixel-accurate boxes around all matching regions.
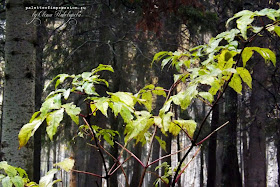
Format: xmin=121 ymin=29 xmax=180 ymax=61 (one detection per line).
xmin=14 ymin=8 xmax=280 ymax=187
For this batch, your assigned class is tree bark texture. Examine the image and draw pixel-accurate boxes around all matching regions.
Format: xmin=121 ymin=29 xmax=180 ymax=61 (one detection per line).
xmin=1 ymin=0 xmax=36 ymax=178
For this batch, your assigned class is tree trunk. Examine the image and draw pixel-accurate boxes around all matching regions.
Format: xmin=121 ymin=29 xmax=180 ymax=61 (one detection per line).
xmin=1 ymin=0 xmax=36 ymax=177
xmin=207 ymin=101 xmax=219 ymax=187
xmin=246 ymin=44 xmax=267 ymax=187
xmin=221 ymin=88 xmax=242 ymax=186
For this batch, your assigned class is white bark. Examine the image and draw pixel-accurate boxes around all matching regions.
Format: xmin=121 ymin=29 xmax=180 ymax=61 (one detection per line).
xmin=1 ymin=0 xmax=36 ymax=177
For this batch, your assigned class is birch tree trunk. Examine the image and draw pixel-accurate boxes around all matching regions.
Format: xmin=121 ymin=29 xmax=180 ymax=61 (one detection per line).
xmin=1 ymin=0 xmax=36 ymax=178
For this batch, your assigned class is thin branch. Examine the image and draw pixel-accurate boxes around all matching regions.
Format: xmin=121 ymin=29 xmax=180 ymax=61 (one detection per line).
xmin=82 ymin=117 xmax=109 ymax=183
xmin=71 ymin=169 xmax=104 ymax=178
xmin=138 ymin=126 xmax=158 ymax=187
xmin=147 ymin=145 xmax=191 ymax=167
xmin=115 ymin=141 xmax=145 ymax=167
xmin=196 ymin=121 xmax=229 ymax=145
xmin=175 ymin=146 xmax=202 ymax=183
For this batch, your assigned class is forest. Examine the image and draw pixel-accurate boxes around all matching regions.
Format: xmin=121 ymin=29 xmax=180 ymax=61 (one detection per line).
xmin=0 ymin=0 xmax=279 ymax=186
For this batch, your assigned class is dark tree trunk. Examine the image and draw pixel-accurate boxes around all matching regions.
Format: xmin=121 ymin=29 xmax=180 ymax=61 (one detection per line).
xmin=221 ymin=88 xmax=242 ymax=186
xmin=207 ymin=101 xmax=219 ymax=187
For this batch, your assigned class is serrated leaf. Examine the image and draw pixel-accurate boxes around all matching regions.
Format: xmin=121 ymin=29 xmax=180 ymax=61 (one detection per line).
xmin=155 ymin=136 xmax=166 ymax=151
xmin=198 ymin=92 xmax=214 ymax=103
xmin=236 ymin=14 xmax=254 ymax=40
xmin=18 ymin=115 xmax=46 ymax=148
xmin=229 ymin=74 xmax=242 ymax=94
xmin=236 ymin=67 xmax=252 ymax=88
xmin=120 ymin=106 xmax=133 ymax=123
xmin=39 ymin=169 xmax=58 ymax=187
xmin=141 ymin=91 xmax=152 ymax=112
xmin=82 ymin=82 xmax=97 ymax=95
xmin=173 ymin=120 xmax=197 ymax=138
xmin=152 ymin=89 xmax=166 ymax=97
xmin=251 ymin=47 xmax=276 ymax=66
xmin=2 ymin=176 xmax=12 ymax=187
xmin=54 ymin=158 xmax=75 ymax=172
xmin=11 ymin=176 xmax=24 ymax=187
xmin=226 ymin=10 xmax=253 ymax=27
xmin=46 ymin=108 xmax=64 ymax=140
xmin=209 ymin=80 xmax=221 ymax=96
xmin=168 ymin=122 xmax=181 ymax=136
xmin=40 ymin=94 xmax=62 ymax=115
xmin=242 ymin=47 xmax=254 ymax=67
xmin=62 ymin=103 xmax=81 ymax=124
xmin=0 ymin=162 xmax=17 ymax=177
xmin=124 ymin=111 xmax=153 ymax=143
xmin=110 ymin=92 xmax=135 ymax=107
xmin=94 ymin=97 xmax=110 ymax=117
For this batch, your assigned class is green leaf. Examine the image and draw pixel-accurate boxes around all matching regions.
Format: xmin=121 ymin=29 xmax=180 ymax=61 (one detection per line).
xmin=155 ymin=136 xmax=166 ymax=151
xmin=198 ymin=92 xmax=214 ymax=103
xmin=236 ymin=14 xmax=254 ymax=40
xmin=11 ymin=176 xmax=24 ymax=187
xmin=93 ymin=64 xmax=114 ymax=74
xmin=236 ymin=67 xmax=252 ymax=88
xmin=2 ymin=176 xmax=12 ymax=187
xmin=207 ymin=38 xmax=223 ymax=53
xmin=161 ymin=112 xmax=174 ymax=133
xmin=18 ymin=115 xmax=46 ymax=148
xmin=161 ymin=56 xmax=172 ymax=69
xmin=63 ymin=88 xmax=71 ymax=100
xmin=209 ymin=80 xmax=221 ymax=96
xmin=120 ymin=106 xmax=133 ymax=123
xmin=0 ymin=162 xmax=17 ymax=177
xmin=15 ymin=168 xmax=27 ymax=178
xmin=153 ymin=87 xmax=167 ymax=97
xmin=173 ymin=120 xmax=197 ymax=138
xmin=152 ymin=51 xmax=169 ymax=64
xmin=62 ymin=103 xmax=81 ymax=124
xmin=251 ymin=47 xmax=276 ymax=66
xmin=82 ymin=82 xmax=97 ymax=95
xmin=226 ymin=10 xmax=253 ymax=27
xmin=94 ymin=97 xmax=110 ymax=117
xmin=124 ymin=111 xmax=153 ymax=143
xmin=274 ymin=26 xmax=280 ymax=37
xmin=46 ymin=108 xmax=64 ymax=140
xmin=55 ymin=74 xmax=70 ymax=89
xmin=39 ymin=169 xmax=58 ymax=187
xmin=54 ymin=158 xmax=75 ymax=172
xmin=229 ymin=74 xmax=242 ymax=94
xmin=141 ymin=91 xmax=153 ymax=112
xmin=242 ymin=47 xmax=254 ymax=67
xmin=110 ymin=92 xmax=135 ymax=107
xmin=168 ymin=122 xmax=181 ymax=136
xmin=154 ymin=116 xmax=162 ymax=128
xmin=40 ymin=94 xmax=62 ymax=115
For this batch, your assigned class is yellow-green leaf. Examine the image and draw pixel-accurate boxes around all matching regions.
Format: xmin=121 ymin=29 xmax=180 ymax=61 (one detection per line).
xmin=242 ymin=47 xmax=254 ymax=67
xmin=62 ymin=103 xmax=81 ymax=124
xmin=18 ymin=116 xmax=46 ymax=148
xmin=54 ymin=158 xmax=75 ymax=172
xmin=236 ymin=67 xmax=252 ymax=88
xmin=173 ymin=120 xmax=197 ymax=138
xmin=229 ymin=74 xmax=242 ymax=94
xmin=46 ymin=108 xmax=64 ymax=140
